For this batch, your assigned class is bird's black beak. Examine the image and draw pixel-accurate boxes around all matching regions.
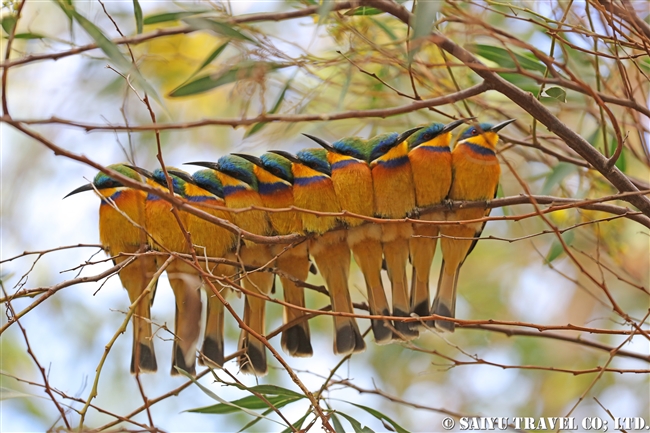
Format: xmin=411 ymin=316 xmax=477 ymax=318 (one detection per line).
xmin=268 ymin=150 xmax=300 ymax=164
xmin=441 ymin=117 xmax=476 ymax=134
xmin=488 ymin=119 xmax=516 ymax=133
xmin=231 ymin=153 xmax=264 ymax=167
xmin=125 ymin=165 xmax=154 ymax=179
xmin=167 ymin=169 xmax=195 ymax=184
xmin=302 ymin=133 xmax=335 ymax=153
xmin=63 ymin=183 xmax=95 ymax=199
xmin=185 ymin=161 xmax=220 ymax=170
xmin=396 ymin=126 xmax=423 ymax=144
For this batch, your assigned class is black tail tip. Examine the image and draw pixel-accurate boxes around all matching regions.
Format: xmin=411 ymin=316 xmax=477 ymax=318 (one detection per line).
xmin=130 ymin=343 xmax=158 ymax=373
xmin=281 ymin=326 xmax=313 ymax=357
xmin=431 ymin=301 xmax=456 ymax=333
xmin=409 ymin=301 xmax=430 ymax=331
xmin=334 ymin=321 xmax=366 ymax=355
xmin=391 ymin=308 xmax=419 ymax=340
xmin=370 ymin=308 xmax=393 ymax=344
xmin=171 ymin=345 xmax=196 ymax=376
xmin=239 ymin=341 xmax=268 ymax=376
xmin=199 ymin=337 xmax=225 ymax=367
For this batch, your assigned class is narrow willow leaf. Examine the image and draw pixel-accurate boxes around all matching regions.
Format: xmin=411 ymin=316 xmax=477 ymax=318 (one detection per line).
xmin=183 ymin=17 xmax=255 ymax=42
xmin=245 ymin=76 xmax=294 ymax=137
xmin=345 ymin=6 xmax=384 ymax=16
xmin=370 ymin=17 xmax=398 ymax=41
xmin=408 ymin=1 xmax=439 ymax=62
xmin=170 ymin=61 xmax=287 ymax=97
xmin=331 ymin=413 xmax=347 ymax=433
xmin=1 ymin=16 xmax=16 ymax=35
xmin=318 ymin=1 xmax=336 ymax=24
xmin=337 ymin=411 xmax=375 ymax=433
xmin=188 ymin=395 xmax=301 ymax=414
xmin=545 ymin=230 xmax=575 ymax=263
xmin=191 ymin=40 xmax=230 ymax=77
xmin=541 ymin=162 xmax=575 ymax=195
xmin=541 ymin=86 xmax=566 ymax=102
xmin=279 ymin=412 xmax=310 ymax=433
xmin=348 ymin=402 xmax=410 ymax=433
xmin=143 ymin=11 xmax=210 ymax=25
xmin=467 ymin=44 xmax=546 ymax=73
xmin=133 ymin=0 xmax=143 ymax=34
xmin=245 ymin=384 xmax=305 ymax=398
xmin=11 ymin=33 xmax=46 ymax=39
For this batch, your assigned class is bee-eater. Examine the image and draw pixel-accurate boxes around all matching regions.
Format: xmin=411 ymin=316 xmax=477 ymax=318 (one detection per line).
xmin=407 ymin=119 xmax=468 ymax=328
xmin=168 ymin=168 xmax=238 ymax=368
xmin=368 ymin=127 xmax=421 ymax=340
xmin=232 ymin=152 xmax=313 ymax=358
xmin=302 ymin=134 xmax=392 ymax=345
xmin=187 ymin=156 xmax=274 ymax=376
xmin=268 ymin=148 xmax=366 ymax=355
xmin=433 ymin=119 xmax=515 ymax=332
xmin=65 ymin=163 xmax=158 ymax=374
xmin=131 ymin=166 xmax=203 ymax=375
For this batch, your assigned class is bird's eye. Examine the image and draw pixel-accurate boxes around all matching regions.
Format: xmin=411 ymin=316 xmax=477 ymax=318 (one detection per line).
xmin=422 ymin=133 xmax=433 ymax=141
xmin=471 ymin=129 xmax=478 ymax=135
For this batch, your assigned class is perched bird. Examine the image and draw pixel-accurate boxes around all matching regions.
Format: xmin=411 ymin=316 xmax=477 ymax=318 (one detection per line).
xmin=131 ymin=166 xmax=203 ymax=375
xmin=433 ymin=119 xmax=515 ymax=332
xmin=188 ymin=156 xmax=274 ymax=376
xmin=367 ymin=127 xmax=421 ymax=340
xmin=232 ymin=152 xmax=313 ymax=358
xmin=407 ymin=119 xmax=468 ymax=327
xmin=303 ymin=134 xmax=392 ymax=344
xmin=268 ymin=148 xmax=366 ymax=355
xmin=65 ymin=164 xmax=159 ymax=374
xmin=168 ymin=168 xmax=238 ymax=367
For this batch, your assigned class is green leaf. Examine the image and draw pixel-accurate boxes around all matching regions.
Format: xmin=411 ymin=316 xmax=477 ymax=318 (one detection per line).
xmin=348 ymin=402 xmax=410 ymax=433
xmin=541 ymin=86 xmax=566 ymax=102
xmin=143 ymin=11 xmax=210 ymax=25
xmin=467 ymin=44 xmax=546 ymax=73
xmin=318 ymin=1 xmax=336 ymax=24
xmin=279 ymin=412 xmax=310 ymax=433
xmin=1 ymin=16 xmax=17 ymax=35
xmin=545 ymin=230 xmax=575 ymax=263
xmin=169 ymin=60 xmax=287 ymax=97
xmin=370 ymin=17 xmax=397 ymax=41
xmin=345 ymin=7 xmax=384 ymax=16
xmin=244 ymin=384 xmax=304 ymax=398
xmin=409 ymin=1 xmax=439 ymax=62
xmin=331 ymin=413 xmax=347 ymax=433
xmin=189 ymin=395 xmax=302 ymax=414
xmin=133 ymin=0 xmax=143 ymax=34
xmin=190 ymin=40 xmax=230 ymax=77
xmin=245 ymin=76 xmax=294 ymax=137
xmin=10 ymin=33 xmax=46 ymax=39
xmin=541 ymin=162 xmax=576 ymax=195
xmin=337 ymin=411 xmax=375 ymax=433
xmin=182 ymin=17 xmax=255 ymax=42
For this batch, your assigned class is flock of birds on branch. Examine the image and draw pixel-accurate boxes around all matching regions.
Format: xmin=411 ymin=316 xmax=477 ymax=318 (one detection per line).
xmin=66 ymin=117 xmax=515 ymax=377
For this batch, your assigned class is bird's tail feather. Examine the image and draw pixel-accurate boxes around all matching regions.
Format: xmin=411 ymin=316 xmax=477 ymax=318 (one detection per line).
xmin=409 ymin=224 xmax=439 ymax=329
xmin=168 ymin=260 xmax=203 ymax=375
xmin=277 ymin=250 xmax=313 ymax=357
xmin=119 ymin=255 xmax=158 ymax=374
xmin=200 ymin=263 xmax=235 ymax=367
xmin=383 ymin=236 xmax=419 ymax=340
xmin=238 ymin=290 xmax=268 ymax=376
xmin=431 ymin=259 xmax=459 ymax=332
xmin=350 ymin=238 xmax=392 ymax=345
xmin=311 ymin=235 xmax=365 ymax=355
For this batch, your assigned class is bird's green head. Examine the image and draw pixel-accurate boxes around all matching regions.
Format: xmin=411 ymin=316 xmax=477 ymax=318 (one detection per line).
xmin=457 ymin=119 xmax=515 ymax=149
xmin=408 ymin=118 xmax=469 ymax=150
xmin=64 ymin=163 xmax=142 ymax=198
xmin=151 ymin=167 xmax=189 ymax=196
xmin=368 ymin=126 xmax=422 ymax=162
xmin=191 ymin=169 xmax=225 ymax=199
xmin=216 ymin=155 xmax=259 ymax=190
xmin=296 ymin=148 xmax=331 ymax=176
xmin=260 ymin=152 xmax=294 ymax=183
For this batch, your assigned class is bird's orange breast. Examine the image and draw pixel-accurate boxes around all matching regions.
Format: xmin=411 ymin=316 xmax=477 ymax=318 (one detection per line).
xmin=330 ymin=155 xmax=374 ymax=226
xmin=409 ymin=146 xmax=452 ymax=207
xmin=99 ymin=188 xmax=147 ymax=256
xmin=292 ymin=167 xmax=340 ymax=235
